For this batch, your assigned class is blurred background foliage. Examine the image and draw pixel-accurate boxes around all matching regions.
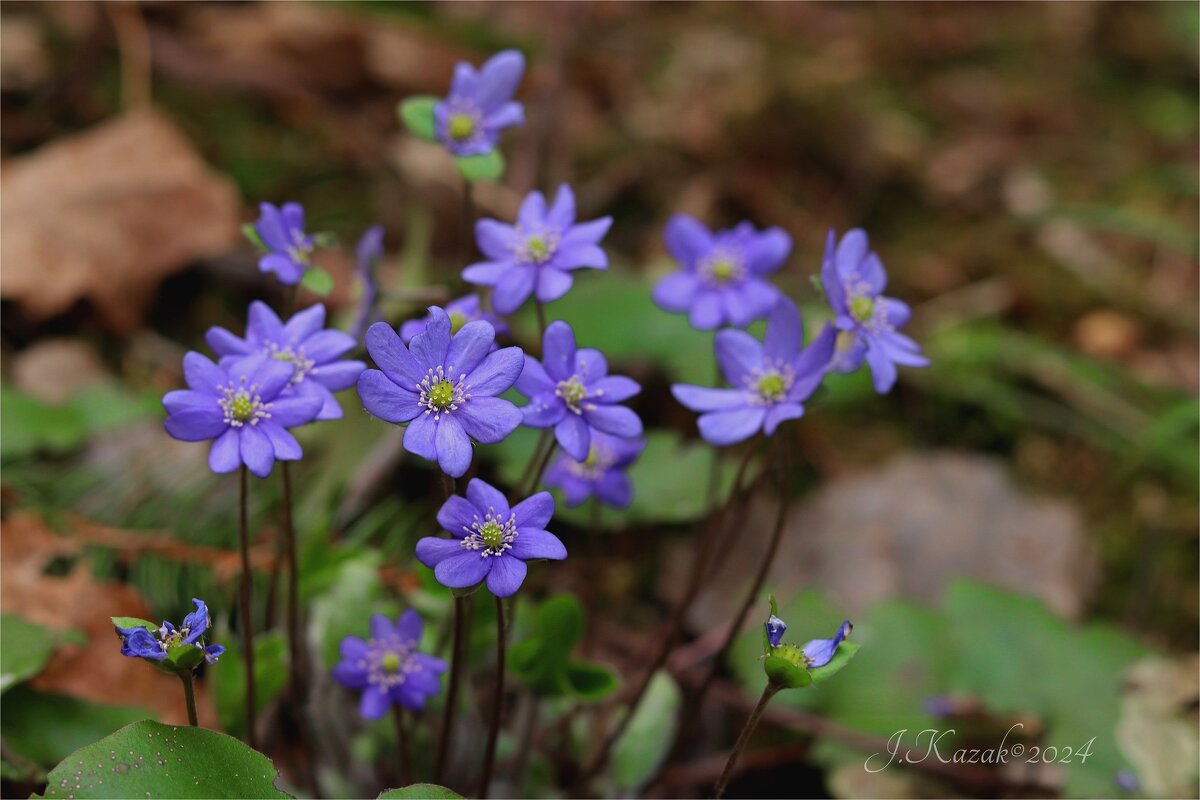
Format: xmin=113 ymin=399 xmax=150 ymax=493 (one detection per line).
xmin=1 ymin=2 xmax=1196 ymax=798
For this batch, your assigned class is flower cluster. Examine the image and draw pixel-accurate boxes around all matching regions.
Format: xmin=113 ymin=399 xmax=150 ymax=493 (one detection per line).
xmin=115 ymin=599 xmax=224 ymax=672
xmin=544 ymin=431 xmax=646 ymax=508
xmin=253 ymin=202 xmax=317 ymax=286
xmin=435 ymin=50 xmax=525 ymax=157
xmin=332 ymin=610 xmax=447 ymax=718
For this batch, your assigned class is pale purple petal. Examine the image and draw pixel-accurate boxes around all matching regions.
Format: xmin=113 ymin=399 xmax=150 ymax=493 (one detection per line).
xmin=462 ymin=260 xmax=511 ymax=286
xmin=465 ymin=346 xmax=524 ymax=396
xmin=466 ymin=479 xmax=509 ymax=517
xmin=763 ymin=297 xmax=803 ymax=362
xmin=508 ymin=528 xmax=566 ymax=561
xmin=435 ymin=414 xmax=472 ymax=478
xmin=165 ymin=407 xmax=226 ymax=441
xmin=742 ymin=227 xmax=791 ymax=275
xmin=183 ymin=352 xmax=226 ymax=393
xmin=403 ymin=412 xmax=438 ymax=461
xmin=664 ymin=214 xmax=713 ymax=268
xmin=590 ymin=376 xmax=640 ymax=404
xmin=522 ymin=393 xmax=566 ymax=428
xmin=458 ymin=396 xmax=522 ymax=443
xmin=688 ymin=291 xmax=724 ymax=330
xmin=208 ymin=428 xmax=241 ymax=473
xmin=652 ymin=272 xmax=700 ymax=313
xmin=555 ymin=414 xmax=591 ymax=461
xmin=485 ymin=555 xmax=527 ymax=597
xmin=360 ymin=685 xmax=390 ymax=719
xmin=672 ymin=385 xmax=747 ymax=412
xmin=714 ymin=329 xmax=763 ymax=387
xmin=260 ymin=421 xmax=302 ymax=460
xmin=270 ymin=394 xmax=323 ymax=427
xmin=409 ymin=307 xmax=451 ymax=369
xmin=475 ymin=219 xmax=520 ymax=260
xmin=763 ymin=403 xmax=804 ymax=436
xmin=541 ymin=321 xmax=577 ymax=381
xmin=536 ymin=268 xmax=573 ymax=303
xmin=366 ymin=322 xmax=425 ymax=388
xmin=697 ymin=407 xmax=766 ymax=446
xmin=437 ymin=495 xmax=480 ymax=537
xmin=434 ymin=552 xmax=491 ymax=589
xmin=239 ymin=425 xmax=275 ymax=477
xmin=545 ymin=184 xmax=576 ymax=229
xmin=358 ymin=371 xmax=421 ymax=423
xmin=584 ymin=405 xmax=642 ymax=438
xmin=493 ymin=265 xmax=536 ymax=314
xmin=416 ymin=536 xmax=465 ymax=568
xmin=511 ymin=491 xmax=554 ymax=529
xmin=445 ymin=320 xmax=495 ymax=375
xmin=516 ymin=357 xmax=555 ymax=395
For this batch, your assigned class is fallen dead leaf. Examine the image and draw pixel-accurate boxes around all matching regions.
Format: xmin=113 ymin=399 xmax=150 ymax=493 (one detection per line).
xmin=0 ymin=108 xmax=239 ymax=331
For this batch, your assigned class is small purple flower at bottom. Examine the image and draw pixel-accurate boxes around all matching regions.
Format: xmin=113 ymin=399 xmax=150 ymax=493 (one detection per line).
xmin=400 ymin=294 xmax=509 ymax=349
xmin=163 ymin=353 xmax=323 ymax=477
xmin=516 ymin=321 xmax=642 ymax=461
xmin=416 ymin=479 xmax=566 ymax=598
xmin=543 ymin=432 xmax=645 ymax=508
xmin=463 ymin=185 xmax=612 ymax=315
xmin=254 ymin=202 xmax=315 ymax=286
xmin=821 ymin=229 xmax=929 ymax=393
xmin=671 ymin=297 xmax=835 ymax=447
xmin=435 ymin=50 xmax=525 ymax=157
xmin=116 ymin=598 xmax=224 ymax=666
xmin=207 ymin=301 xmax=365 ymax=422
xmin=332 ymin=610 xmax=447 ymax=719
xmin=652 ymin=214 xmax=790 ymax=330
xmin=357 ymin=308 xmax=525 ymax=478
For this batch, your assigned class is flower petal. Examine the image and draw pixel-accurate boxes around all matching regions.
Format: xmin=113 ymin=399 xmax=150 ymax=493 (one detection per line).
xmin=485 ymin=555 xmax=528 ymax=597
xmin=511 ymin=491 xmax=554 ymax=529
xmin=165 ymin=407 xmax=227 ymax=442
xmin=517 ymin=190 xmax=547 ymax=231
xmin=492 ymin=265 xmax=536 ymax=314
xmin=366 ymin=322 xmax=424 ymax=388
xmin=466 ymin=346 xmax=524 ymax=396
xmin=360 ymin=685 xmax=391 ymax=720
xmin=664 ymin=214 xmax=714 ymax=268
xmin=270 ymin=394 xmax=324 ymax=428
xmin=475 ymin=219 xmax=520 ymax=260
xmin=546 ymin=184 xmax=576 ymax=229
xmin=541 ymin=321 xmax=577 ymax=381
xmin=183 ymin=352 xmax=226 ymax=393
xmin=283 ymin=302 xmax=325 ymax=342
xmin=576 ymin=348 xmax=607 ymax=380
xmin=395 ymin=609 xmax=422 ymax=645
xmin=763 ymin=297 xmax=803 ymax=362
xmin=208 ymin=428 xmax=241 ymax=473
xmin=521 ymin=392 xmax=566 ymax=428
xmin=671 ymin=385 xmax=746 ymax=412
xmin=403 ymin=412 xmax=438 ymax=461
xmin=590 ymin=376 xmax=640 ymax=404
xmin=584 ymin=404 xmax=642 ymax=438
xmin=714 ymin=329 xmax=763 ymax=387
xmin=535 ymin=267 xmax=573 ymax=303
xmin=516 ymin=356 xmax=555 ymax=396
xmin=409 ymin=307 xmax=451 ymax=370
xmin=555 ymin=414 xmax=591 ymax=461
xmin=446 ymin=320 xmax=496 ymax=376
xmin=458 ymin=396 xmax=522 ymax=444
xmin=239 ymin=426 xmax=275 ymax=477
xmin=697 ymin=407 xmax=765 ymax=446
xmin=332 ymin=662 xmax=369 ymax=689
xmin=435 ymin=414 xmax=472 ymax=478
xmin=509 ymin=527 xmax=566 ymax=561
xmin=205 ymin=326 xmax=250 ymax=358
xmin=260 ymin=421 xmax=302 ymax=461
xmin=466 ymin=479 xmax=509 ymax=517
xmin=652 ymin=272 xmax=700 ymax=313
xmin=595 ymin=471 xmax=633 ymax=508
xmin=312 ymin=360 xmax=365 ymax=391
xmin=434 ymin=551 xmax=491 ymax=589
xmin=560 ymin=216 xmax=612 ymax=247
xmin=801 ymin=620 xmax=853 ymax=668
xmin=302 ymin=330 xmax=355 ymax=363
xmin=763 ymin=403 xmax=804 ymax=436
xmin=437 ymin=495 xmax=480 ymax=537
xmin=476 ymin=49 xmax=525 ymax=111
xmin=416 ymin=536 xmax=465 ymax=568
xmin=742 ymin=227 xmax=791 ymax=275
xmin=462 ymin=260 xmax=511 ymax=286
xmin=688 ymin=290 xmax=724 ymax=330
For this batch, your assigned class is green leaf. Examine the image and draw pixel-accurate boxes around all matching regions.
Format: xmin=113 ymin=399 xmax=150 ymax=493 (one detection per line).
xmin=165 ymin=645 xmax=206 ymax=673
xmin=455 ymin=150 xmax=505 ymax=183
xmin=764 ymin=655 xmax=813 ymax=689
xmin=33 ymin=720 xmax=289 ymax=799
xmin=0 ymin=686 xmax=151 ymax=767
xmin=564 ymin=661 xmax=619 ymax=700
xmin=241 ymin=222 xmax=267 ymax=253
xmin=110 ymin=617 xmax=157 ymax=633
xmin=1 ymin=614 xmax=81 ymax=693
xmin=211 ymin=632 xmax=287 ymax=738
xmin=507 ymin=594 xmax=584 ymax=695
xmin=807 ymin=641 xmax=860 ymax=683
xmin=0 ymin=387 xmax=90 ymax=459
xmin=301 ymin=266 xmax=334 ymax=296
xmin=611 ymin=671 xmax=681 ymax=791
xmin=398 ymin=96 xmax=439 ymax=142
xmin=378 ymin=784 xmax=463 ymax=799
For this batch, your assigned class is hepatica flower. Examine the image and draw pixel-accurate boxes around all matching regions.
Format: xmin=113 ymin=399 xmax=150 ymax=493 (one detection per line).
xmin=672 ymin=297 xmax=834 ymax=446
xmin=653 ymin=214 xmax=791 ymax=330
xmin=544 ymin=432 xmax=645 ymax=508
xmin=115 ymin=598 xmax=225 ymax=669
xmin=517 ymin=321 xmax=642 ymax=461
xmin=357 ymin=308 xmax=524 ymax=478
xmin=254 ymin=202 xmax=316 ymax=286
xmin=435 ymin=49 xmax=525 ymax=157
xmin=163 ymin=353 xmax=323 ymax=477
xmin=463 ymin=185 xmax=612 ymax=314
xmin=351 ymin=224 xmax=384 ymax=342
xmin=207 ymin=301 xmax=365 ymax=421
xmin=416 ymin=479 xmax=566 ymax=597
xmin=766 ymin=615 xmax=853 ymax=670
xmin=400 ymin=293 xmax=509 ymax=347
xmin=822 ymin=229 xmax=929 ymax=393
xmin=332 ymin=610 xmax=447 ymax=719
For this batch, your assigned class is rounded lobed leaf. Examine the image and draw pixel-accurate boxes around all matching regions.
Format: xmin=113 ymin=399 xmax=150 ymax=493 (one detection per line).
xmin=398 ymin=97 xmax=439 ymax=142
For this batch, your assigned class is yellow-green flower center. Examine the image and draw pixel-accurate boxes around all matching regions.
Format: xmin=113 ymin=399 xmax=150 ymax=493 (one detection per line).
xmin=556 ymin=375 xmax=588 ymax=410
xmin=448 ymin=113 xmax=475 ymax=141
xmin=272 ymin=351 xmax=294 ymax=362
xmin=709 ymin=258 xmax=737 ymax=282
xmin=448 ymin=311 xmax=468 ymax=334
xmin=427 ymin=379 xmax=456 ymax=410
xmin=756 ymin=373 xmax=787 ymax=401
xmin=229 ymin=391 xmax=255 ymax=422
xmin=850 ymin=296 xmax=875 ymax=323
xmin=381 ymin=652 xmax=402 ymax=672
xmin=526 ymin=235 xmax=550 ymax=263
xmin=479 ymin=520 xmax=505 ymax=550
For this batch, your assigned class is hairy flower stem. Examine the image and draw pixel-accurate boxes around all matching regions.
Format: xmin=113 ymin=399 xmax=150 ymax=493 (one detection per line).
xmin=393 ymin=705 xmax=413 ymax=787
xmin=479 ymin=596 xmax=508 ymax=797
xmin=583 ymin=440 xmax=761 ymax=782
xmin=179 ymin=674 xmax=199 ymax=727
xmin=713 ymin=682 xmax=780 ymax=799
xmin=237 ymin=466 xmax=258 ymax=749
xmin=694 ymin=439 xmax=792 ymax=712
xmin=434 ymin=595 xmax=468 ymax=784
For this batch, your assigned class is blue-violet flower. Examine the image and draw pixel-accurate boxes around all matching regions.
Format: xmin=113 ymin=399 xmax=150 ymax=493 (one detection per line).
xmin=543 ymin=432 xmax=645 ymax=508
xmin=163 ymin=353 xmax=323 ymax=477
xmin=672 ymin=297 xmax=834 ymax=446
xmin=516 ymin=320 xmax=642 ymax=462
xmin=332 ymin=610 xmax=447 ymax=719
xmin=254 ymin=202 xmax=316 ymax=286
xmin=116 ymin=598 xmax=225 ymax=666
xmin=357 ymin=308 xmax=524 ymax=478
xmin=415 ymin=479 xmax=567 ymax=597
xmin=652 ymin=214 xmax=791 ymax=330
xmin=207 ymin=301 xmax=365 ymax=422
xmin=463 ymin=185 xmax=612 ymax=314
xmin=435 ymin=50 xmax=525 ymax=157
xmin=821 ymin=229 xmax=929 ymax=394
xmin=765 ymin=614 xmax=852 ymax=669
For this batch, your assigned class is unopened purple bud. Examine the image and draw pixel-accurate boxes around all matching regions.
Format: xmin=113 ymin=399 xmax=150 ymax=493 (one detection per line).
xmin=765 ymin=614 xmax=787 ymax=648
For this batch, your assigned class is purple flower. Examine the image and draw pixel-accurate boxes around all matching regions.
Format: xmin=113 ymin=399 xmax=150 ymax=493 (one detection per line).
xmin=357 ymin=308 xmax=524 ymax=478
xmin=416 ymin=479 xmax=566 ymax=597
xmin=821 ymin=229 xmax=929 ymax=394
xmin=543 ymin=432 xmax=645 ymax=508
xmin=765 ymin=614 xmax=787 ymax=649
xmin=463 ymin=185 xmax=612 ymax=315
xmin=351 ymin=225 xmax=384 ymax=342
xmin=764 ymin=614 xmax=852 ymax=669
xmin=332 ymin=610 xmax=447 ymax=719
xmin=116 ymin=599 xmax=225 ymax=667
xmin=516 ymin=321 xmax=643 ymax=462
xmin=652 ymin=214 xmax=791 ymax=330
xmin=435 ymin=50 xmax=525 ymax=157
xmin=399 ymin=294 xmax=509 ymax=348
xmin=672 ymin=297 xmax=835 ymax=446
xmin=163 ymin=353 xmax=323 ymax=478
xmin=254 ymin=202 xmax=316 ymax=286
xmin=206 ymin=302 xmax=366 ymax=422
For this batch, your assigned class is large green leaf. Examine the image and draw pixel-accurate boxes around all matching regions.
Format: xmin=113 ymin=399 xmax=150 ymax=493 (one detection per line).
xmin=378 ymin=785 xmax=462 ymax=799
xmin=33 ymin=720 xmax=289 ymax=798
xmin=611 ymin=671 xmax=681 ymax=791
xmin=397 ymin=96 xmax=438 ymax=142
xmin=1 ymin=614 xmax=83 ymax=693
xmin=507 ymin=594 xmax=616 ymax=700
xmin=1 ymin=687 xmax=151 ymax=767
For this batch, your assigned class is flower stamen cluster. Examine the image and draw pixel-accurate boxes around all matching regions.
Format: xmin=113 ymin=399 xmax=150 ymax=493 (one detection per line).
xmin=460 ymin=507 xmax=519 ymax=557
xmin=266 ymin=342 xmax=316 ymax=385
xmin=360 ymin=635 xmax=418 ymax=692
xmin=218 ymin=379 xmax=272 ymax=427
xmin=563 ymin=443 xmax=616 ymax=481
xmin=417 ymin=365 xmax=470 ymax=419
xmin=744 ymin=361 xmax=796 ymax=406
xmin=517 ymin=230 xmax=559 ymax=265
xmin=555 ymin=374 xmax=596 ymax=414
xmin=699 ymin=250 xmax=746 ymax=286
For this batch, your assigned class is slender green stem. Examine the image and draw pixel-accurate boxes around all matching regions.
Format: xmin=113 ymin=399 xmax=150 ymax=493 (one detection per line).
xmin=534 ymin=298 xmax=547 ymax=337
xmin=518 ymin=431 xmax=551 ymax=494
xmin=237 ymin=465 xmax=258 ymax=749
xmin=693 ymin=439 xmax=792 ymax=711
xmin=179 ymin=674 xmax=199 ymax=727
xmin=434 ymin=595 xmax=468 ymax=783
xmin=281 ymin=462 xmax=303 ymax=696
xmin=479 ymin=596 xmax=507 ymax=797
xmin=393 ymin=705 xmax=413 ymax=787
xmin=713 ymin=682 xmax=780 ymax=798
xmin=522 ymin=436 xmax=558 ymax=497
